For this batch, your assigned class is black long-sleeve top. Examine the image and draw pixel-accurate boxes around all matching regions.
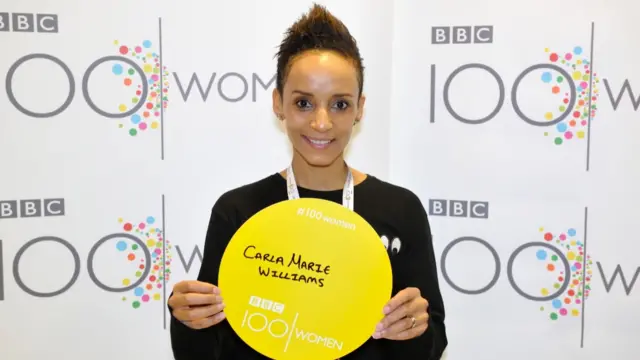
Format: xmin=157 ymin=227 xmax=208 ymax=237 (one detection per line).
xmin=169 ymin=173 xmax=448 ymax=359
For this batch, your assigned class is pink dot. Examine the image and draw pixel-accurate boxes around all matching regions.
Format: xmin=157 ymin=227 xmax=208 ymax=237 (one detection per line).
xmin=580 ymin=81 xmax=588 ymax=89
xmin=154 ymin=248 xmax=162 ymax=255
xmin=559 ymin=234 xmax=566 ymax=241
xmin=564 ymin=131 xmax=573 ymax=139
xmin=154 ymin=112 xmax=160 ymax=117
xmin=151 ymin=74 xmax=159 ymax=81
xmin=581 ymin=120 xmax=587 ymax=126
xmin=559 ymin=308 xmax=568 ymax=316
xmin=139 ymin=122 xmax=147 ymax=130
xmin=574 ymin=262 xmax=582 ymax=269
xmin=139 ymin=223 xmax=146 ymax=230
xmin=142 ymin=294 xmax=150 ymax=302
xmin=565 ymin=53 xmax=572 ymax=60
xmin=576 ymin=299 xmax=581 ymax=304
xmin=135 ymin=46 xmax=142 ymax=53
xmin=157 ymin=283 xmax=163 ymax=288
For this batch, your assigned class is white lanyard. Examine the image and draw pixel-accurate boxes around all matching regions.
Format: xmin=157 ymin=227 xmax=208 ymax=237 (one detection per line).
xmin=286 ymin=164 xmax=354 ymax=211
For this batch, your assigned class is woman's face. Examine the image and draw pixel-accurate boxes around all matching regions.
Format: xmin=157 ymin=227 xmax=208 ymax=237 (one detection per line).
xmin=273 ymin=50 xmax=365 ymax=167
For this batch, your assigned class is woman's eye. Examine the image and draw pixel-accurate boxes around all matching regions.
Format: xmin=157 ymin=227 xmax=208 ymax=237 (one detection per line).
xmin=296 ymin=99 xmax=312 ymax=109
xmin=334 ymin=100 xmax=349 ymax=110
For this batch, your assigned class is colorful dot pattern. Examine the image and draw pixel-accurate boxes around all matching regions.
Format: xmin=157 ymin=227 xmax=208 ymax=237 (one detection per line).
xmin=541 ymin=46 xmax=600 ymax=145
xmin=536 ymin=227 xmax=592 ymax=321
xmin=112 ymin=40 xmax=170 ymax=136
xmin=116 ymin=216 xmax=172 ymax=309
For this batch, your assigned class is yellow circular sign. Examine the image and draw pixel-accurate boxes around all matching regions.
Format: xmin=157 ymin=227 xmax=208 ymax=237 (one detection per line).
xmin=218 ymin=198 xmax=393 ymax=360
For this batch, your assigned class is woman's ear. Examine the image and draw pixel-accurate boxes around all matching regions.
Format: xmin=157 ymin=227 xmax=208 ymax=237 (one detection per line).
xmin=272 ymin=88 xmax=283 ymax=120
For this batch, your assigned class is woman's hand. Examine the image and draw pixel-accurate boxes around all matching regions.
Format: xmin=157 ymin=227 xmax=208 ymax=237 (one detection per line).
xmin=168 ymin=280 xmax=226 ymax=330
xmin=373 ymin=287 xmax=429 ymax=340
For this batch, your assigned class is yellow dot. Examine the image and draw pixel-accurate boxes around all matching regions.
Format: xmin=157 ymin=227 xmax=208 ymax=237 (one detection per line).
xmin=544 ymin=48 xmax=549 ymax=52
xmin=545 ymin=112 xmax=553 ymax=120
xmin=571 ymin=240 xmax=577 ymax=246
xmin=118 ymin=104 xmax=127 ymax=112
xmin=577 ymin=60 xmax=582 ymax=64
xmin=114 ymin=40 xmax=119 ymax=45
xmin=539 ymin=227 xmax=545 ymax=232
xmin=577 ymin=131 xmax=585 ymax=139
xmin=144 ymin=64 xmax=153 ymax=73
xmin=572 ymin=71 xmax=582 ymax=80
xmin=151 ymin=121 xmax=159 ymax=129
xmin=146 ymin=52 xmax=153 ymax=58
xmin=122 ymin=278 xmax=131 ymax=286
xmin=541 ymin=288 xmax=549 ymax=296
xmin=150 ymin=228 xmax=156 ymax=233
xmin=118 ymin=218 xmax=123 ymax=223
xmin=153 ymin=293 xmax=162 ymax=301
xmin=567 ymin=251 xmax=576 ymax=260
xmin=147 ymin=239 xmax=156 ymax=247
xmin=572 ymin=309 xmax=580 ymax=316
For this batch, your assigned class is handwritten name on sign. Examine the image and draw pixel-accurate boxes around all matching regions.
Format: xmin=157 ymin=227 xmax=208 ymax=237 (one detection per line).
xmin=243 ymin=245 xmax=331 ymax=288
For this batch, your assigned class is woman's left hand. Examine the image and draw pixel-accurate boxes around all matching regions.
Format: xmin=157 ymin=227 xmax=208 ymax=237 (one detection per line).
xmin=372 ymin=287 xmax=429 ymax=340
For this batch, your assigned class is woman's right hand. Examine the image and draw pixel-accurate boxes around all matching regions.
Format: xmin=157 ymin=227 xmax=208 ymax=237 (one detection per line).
xmin=168 ymin=280 xmax=226 ymax=330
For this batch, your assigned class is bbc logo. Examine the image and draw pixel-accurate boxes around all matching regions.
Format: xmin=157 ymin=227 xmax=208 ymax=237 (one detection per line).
xmin=0 ymin=12 xmax=59 ymax=33
xmin=431 ymin=25 xmax=493 ymax=44
xmin=429 ymin=199 xmax=489 ymax=219
xmin=249 ymin=295 xmax=285 ymax=314
xmin=0 ymin=198 xmax=65 ymax=219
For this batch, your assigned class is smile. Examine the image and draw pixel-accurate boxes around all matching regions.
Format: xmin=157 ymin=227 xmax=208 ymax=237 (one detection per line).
xmin=303 ymin=135 xmax=334 ymax=149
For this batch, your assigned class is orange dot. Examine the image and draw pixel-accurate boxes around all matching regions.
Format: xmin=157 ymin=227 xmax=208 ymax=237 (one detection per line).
xmin=547 ymin=264 xmax=555 ymax=271
xmin=569 ymin=120 xmax=576 ymax=127
xmin=124 ymin=78 xmax=132 ymax=86
xmin=127 ymin=253 xmax=135 ymax=261
xmin=154 ymin=265 xmax=160 ymax=270
xmin=146 ymin=284 xmax=153 ymax=290
xmin=151 ymin=92 xmax=157 ymax=97
xmin=578 ymin=99 xmax=585 ymax=106
xmin=143 ymin=111 xmax=150 ymax=118
xmin=573 ymin=279 xmax=580 ymax=285
xmin=552 ymin=86 xmax=560 ymax=94
xmin=564 ymin=298 xmax=572 ymax=304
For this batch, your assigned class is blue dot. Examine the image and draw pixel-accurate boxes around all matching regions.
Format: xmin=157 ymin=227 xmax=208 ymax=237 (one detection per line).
xmin=143 ymin=40 xmax=152 ymax=48
xmin=116 ymin=241 xmax=127 ymax=251
xmin=556 ymin=122 xmax=568 ymax=132
xmin=571 ymin=266 xmax=577 ymax=272
xmin=541 ymin=72 xmax=552 ymax=83
xmin=573 ymin=46 xmax=583 ymax=55
xmin=134 ymin=287 xmax=144 ymax=296
xmin=568 ymin=228 xmax=576 ymax=236
xmin=152 ymin=252 xmax=158 ymax=258
xmin=552 ymin=299 xmax=562 ymax=309
xmin=147 ymin=216 xmax=155 ymax=224
xmin=131 ymin=114 xmax=141 ymax=124
xmin=112 ymin=64 xmax=123 ymax=75
xmin=536 ymin=249 xmax=547 ymax=260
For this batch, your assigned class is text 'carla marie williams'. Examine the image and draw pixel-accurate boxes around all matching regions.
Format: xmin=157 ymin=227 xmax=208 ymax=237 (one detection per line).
xmin=243 ymin=245 xmax=330 ymax=288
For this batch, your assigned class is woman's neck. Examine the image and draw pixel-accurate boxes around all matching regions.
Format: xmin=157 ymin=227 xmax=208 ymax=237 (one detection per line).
xmin=287 ymin=153 xmax=349 ymax=191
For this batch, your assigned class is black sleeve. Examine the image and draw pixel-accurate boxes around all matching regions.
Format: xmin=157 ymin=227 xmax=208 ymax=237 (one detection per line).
xmin=387 ymin=193 xmax=448 ymax=359
xmin=169 ymin=196 xmax=238 ymax=360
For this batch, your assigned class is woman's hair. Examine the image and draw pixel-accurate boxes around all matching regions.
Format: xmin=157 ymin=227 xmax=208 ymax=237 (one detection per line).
xmin=275 ymin=3 xmax=365 ymax=97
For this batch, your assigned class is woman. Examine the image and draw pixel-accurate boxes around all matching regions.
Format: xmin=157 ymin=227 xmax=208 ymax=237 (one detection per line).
xmin=168 ymin=4 xmax=447 ymax=359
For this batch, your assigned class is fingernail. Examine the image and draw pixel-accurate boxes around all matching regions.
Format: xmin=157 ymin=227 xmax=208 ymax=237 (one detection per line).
xmin=372 ymin=332 xmax=381 ymax=339
xmin=213 ymin=287 xmax=220 ymax=294
xmin=383 ymin=306 xmax=390 ymax=314
xmin=375 ymin=323 xmax=384 ymax=331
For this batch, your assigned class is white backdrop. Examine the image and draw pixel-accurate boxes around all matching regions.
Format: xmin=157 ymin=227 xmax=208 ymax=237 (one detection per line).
xmin=0 ymin=0 xmax=638 ymax=359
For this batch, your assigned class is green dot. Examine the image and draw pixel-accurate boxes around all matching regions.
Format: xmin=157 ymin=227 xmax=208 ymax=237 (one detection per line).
xmin=583 ymin=74 xmax=589 ymax=81
xmin=553 ymin=283 xmax=560 ymax=289
xmin=551 ymin=255 xmax=558 ymax=261
xmin=132 ymin=97 xmax=139 ymax=104
xmin=129 ymin=128 xmax=137 ymax=136
xmin=132 ymin=301 xmax=141 ymax=309
xmin=135 ymin=271 xmax=142 ymax=277
xmin=128 ymin=68 xmax=135 ymax=75
xmin=540 ymin=306 xmax=545 ymax=311
xmin=156 ymin=241 xmax=163 ymax=248
xmin=576 ymin=255 xmax=583 ymax=261
xmin=132 ymin=244 xmax=139 ymax=250
xmin=559 ymin=105 xmax=566 ymax=112
xmin=556 ymin=76 xmax=564 ymax=83
xmin=550 ymin=312 xmax=558 ymax=320
xmin=554 ymin=137 xmax=563 ymax=145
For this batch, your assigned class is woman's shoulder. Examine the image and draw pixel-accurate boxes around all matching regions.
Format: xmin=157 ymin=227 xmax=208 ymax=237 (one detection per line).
xmin=360 ymin=175 xmax=424 ymax=207
xmin=212 ymin=173 xmax=284 ymax=213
